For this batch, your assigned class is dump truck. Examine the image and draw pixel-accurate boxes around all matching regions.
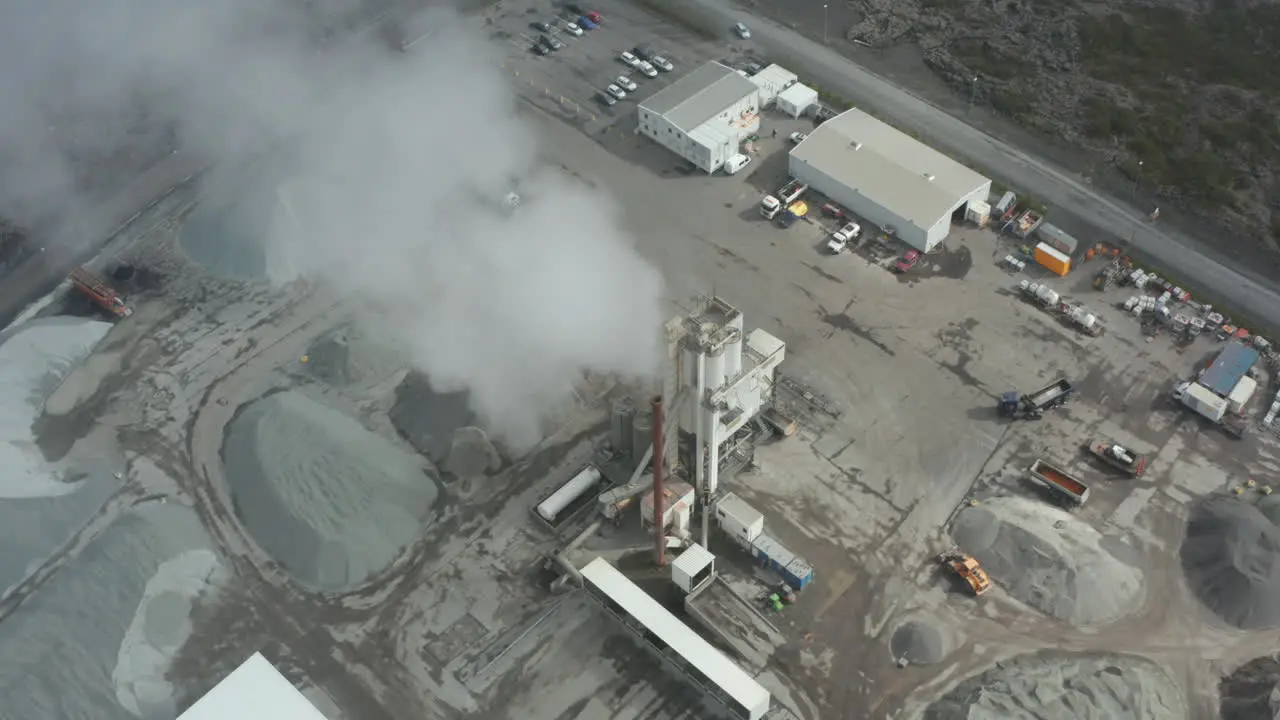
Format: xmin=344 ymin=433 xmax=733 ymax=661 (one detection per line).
xmin=776 ymin=179 xmax=808 ymax=206
xmin=776 ymin=200 xmax=808 ymax=228
xmin=938 ymin=548 xmax=992 ymax=596
xmin=70 ymin=266 xmax=132 ymax=319
xmin=998 ymin=378 xmax=1074 ymax=419
xmin=1028 ymin=458 xmax=1090 ymax=505
xmin=1088 ymin=440 xmax=1147 ymax=477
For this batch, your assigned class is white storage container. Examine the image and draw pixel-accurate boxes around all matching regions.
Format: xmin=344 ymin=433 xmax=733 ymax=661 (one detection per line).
xmin=715 ymin=493 xmax=765 ymax=547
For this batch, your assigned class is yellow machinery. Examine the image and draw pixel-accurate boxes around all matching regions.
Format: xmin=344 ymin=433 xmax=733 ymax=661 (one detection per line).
xmin=938 ymin=548 xmax=992 ymax=596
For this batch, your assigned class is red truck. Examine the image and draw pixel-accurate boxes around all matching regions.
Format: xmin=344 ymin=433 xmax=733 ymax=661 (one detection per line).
xmin=70 ymin=266 xmax=132 ymax=319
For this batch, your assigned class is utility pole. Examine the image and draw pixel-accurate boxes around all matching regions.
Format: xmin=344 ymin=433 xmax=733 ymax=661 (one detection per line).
xmin=1133 ymin=159 xmax=1143 ymax=197
xmin=968 ymin=76 xmax=978 ymax=112
xmin=823 ymin=4 xmax=829 ymax=44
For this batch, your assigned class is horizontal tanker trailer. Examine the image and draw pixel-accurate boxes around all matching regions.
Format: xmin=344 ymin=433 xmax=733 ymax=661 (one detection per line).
xmin=1028 ymin=458 xmax=1090 ymax=506
xmin=534 ymin=465 xmax=604 ymax=527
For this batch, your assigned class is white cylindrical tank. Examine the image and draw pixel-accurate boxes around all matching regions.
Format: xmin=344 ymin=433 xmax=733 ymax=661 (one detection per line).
xmin=704 ymin=348 xmax=726 ymax=390
xmin=1019 ymin=279 xmax=1030 ymax=292
xmin=1123 ymin=297 xmax=1139 ymax=311
xmin=724 ymin=316 xmax=744 ymax=380
xmin=1042 ymin=289 xmax=1060 ymax=306
xmin=537 ymin=466 xmax=603 ymax=522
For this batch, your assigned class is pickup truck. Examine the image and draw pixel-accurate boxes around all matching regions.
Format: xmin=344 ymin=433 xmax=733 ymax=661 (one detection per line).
xmin=826 ymin=222 xmax=861 ymax=253
xmin=777 ymin=179 xmax=808 ymax=205
xmin=1028 ymin=458 xmax=1090 ymax=505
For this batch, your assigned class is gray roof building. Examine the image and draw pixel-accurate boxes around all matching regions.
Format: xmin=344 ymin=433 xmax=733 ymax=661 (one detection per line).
xmin=788 ymin=108 xmax=990 ymax=246
xmin=639 ymin=62 xmax=760 ymax=132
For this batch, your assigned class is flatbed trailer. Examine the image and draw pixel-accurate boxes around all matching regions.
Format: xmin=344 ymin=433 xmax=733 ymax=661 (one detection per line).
xmin=1088 ymin=441 xmax=1147 ymax=477
xmin=684 ymin=575 xmax=784 ymax=671
xmin=1028 ymin=458 xmax=1090 ymax=505
xmin=70 ymin=266 xmax=132 ymax=319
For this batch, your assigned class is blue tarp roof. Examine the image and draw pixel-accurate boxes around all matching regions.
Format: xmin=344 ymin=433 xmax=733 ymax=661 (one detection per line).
xmin=1201 ymin=340 xmax=1259 ymax=397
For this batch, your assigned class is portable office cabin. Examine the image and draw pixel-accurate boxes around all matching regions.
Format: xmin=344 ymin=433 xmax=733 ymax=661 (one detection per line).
xmin=748 ymin=64 xmax=797 ymax=107
xmin=777 ymin=83 xmax=819 ymax=118
xmin=1036 ymin=223 xmax=1080 ymax=256
xmin=672 ymin=543 xmax=716 ymax=594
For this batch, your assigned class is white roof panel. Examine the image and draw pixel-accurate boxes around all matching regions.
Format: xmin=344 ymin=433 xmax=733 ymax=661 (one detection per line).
xmin=640 ymin=61 xmax=759 ymax=132
xmin=581 ymin=557 xmax=769 ymax=713
xmin=673 ymin=543 xmax=715 ymax=575
xmin=178 ymin=653 xmax=331 ymax=720
xmin=790 ymin=107 xmax=989 ymax=229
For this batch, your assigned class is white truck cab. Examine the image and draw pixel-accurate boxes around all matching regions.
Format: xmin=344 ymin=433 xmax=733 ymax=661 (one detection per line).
xmin=760 ymin=195 xmax=781 ymax=219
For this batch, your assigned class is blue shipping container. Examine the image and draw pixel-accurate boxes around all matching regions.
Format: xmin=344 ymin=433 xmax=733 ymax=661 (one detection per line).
xmin=783 ymin=557 xmax=814 ymax=590
xmin=749 ymin=533 xmax=796 ymax=576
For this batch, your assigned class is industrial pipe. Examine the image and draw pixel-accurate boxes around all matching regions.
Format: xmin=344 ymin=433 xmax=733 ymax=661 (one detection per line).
xmin=652 ymin=395 xmax=667 ymax=567
xmin=694 ymin=352 xmax=707 ymax=550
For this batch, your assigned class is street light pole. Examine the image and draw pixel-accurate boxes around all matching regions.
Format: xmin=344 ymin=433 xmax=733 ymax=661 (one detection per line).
xmin=823 ymin=5 xmax=829 ymax=44
xmin=1134 ymin=159 xmax=1143 ymax=197
xmin=968 ymin=76 xmax=978 ymax=112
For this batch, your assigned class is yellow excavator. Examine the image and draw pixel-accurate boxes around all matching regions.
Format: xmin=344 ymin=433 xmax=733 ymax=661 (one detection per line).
xmin=938 ymin=548 xmax=993 ymax=596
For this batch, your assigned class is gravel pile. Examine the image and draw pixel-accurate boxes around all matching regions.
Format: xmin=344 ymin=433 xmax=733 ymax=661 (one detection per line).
xmin=222 ymin=391 xmax=439 ymax=590
xmin=1220 ymin=654 xmax=1280 ymax=719
xmin=924 ymin=651 xmax=1186 ymax=720
xmin=304 ymin=324 xmax=403 ymax=388
xmin=952 ymin=496 xmax=1144 ymax=626
xmin=389 ymin=371 xmax=474 ymax=464
xmin=0 ymin=316 xmax=111 ymax=498
xmin=1181 ymin=496 xmax=1280 ymax=630
xmin=442 ymin=426 xmax=502 ymax=479
xmin=889 ymin=620 xmax=946 ymax=665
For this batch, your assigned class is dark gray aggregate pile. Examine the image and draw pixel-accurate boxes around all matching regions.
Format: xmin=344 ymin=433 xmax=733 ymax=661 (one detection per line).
xmin=924 ymin=651 xmax=1186 ymax=720
xmin=1181 ymin=496 xmax=1280 ymax=630
xmin=1220 ymin=654 xmax=1280 ymax=720
xmin=889 ymin=620 xmax=946 ymax=665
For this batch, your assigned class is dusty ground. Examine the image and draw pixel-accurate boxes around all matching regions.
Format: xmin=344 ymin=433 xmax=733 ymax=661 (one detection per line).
xmin=740 ymin=0 xmax=1280 ymax=269
xmin=5 ymin=1 xmax=1280 ymax=719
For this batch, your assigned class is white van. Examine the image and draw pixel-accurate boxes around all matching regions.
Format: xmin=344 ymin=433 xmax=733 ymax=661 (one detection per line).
xmin=724 ymin=154 xmax=752 ymax=175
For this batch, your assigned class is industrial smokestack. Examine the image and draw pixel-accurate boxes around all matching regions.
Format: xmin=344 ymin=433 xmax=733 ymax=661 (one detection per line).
xmin=651 ymin=395 xmax=666 ymax=567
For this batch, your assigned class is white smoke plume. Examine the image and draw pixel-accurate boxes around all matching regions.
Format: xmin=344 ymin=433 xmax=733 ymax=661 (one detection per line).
xmin=0 ymin=0 xmax=666 ymax=448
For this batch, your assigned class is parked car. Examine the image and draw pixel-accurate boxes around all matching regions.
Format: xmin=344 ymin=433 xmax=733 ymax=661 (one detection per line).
xmin=638 ymin=60 xmax=658 ymax=78
xmin=616 ymin=75 xmax=637 ymax=92
xmin=607 ymin=83 xmax=627 ymax=99
xmin=578 ymin=15 xmax=597 ymax=29
xmin=532 ymin=43 xmax=549 ymax=56
xmin=895 ymin=250 xmax=921 ymax=273
xmin=634 ymin=44 xmax=655 ymax=61
xmin=564 ymin=21 xmax=583 ymax=36
xmin=541 ymin=34 xmax=564 ymax=50
xmin=619 ymin=51 xmax=641 ymax=67
xmin=652 ymin=55 xmax=674 ymax=72
xmin=586 ymin=11 xmax=603 ymax=23
xmin=734 ymin=22 xmax=751 ymax=39
xmin=531 ymin=20 xmax=551 ymax=33
xmin=821 ymin=203 xmax=845 ymax=219
xmin=744 ymin=62 xmax=763 ymax=75
xmin=789 ymin=131 xmax=808 ymax=144
xmin=833 ymin=222 xmax=862 ymax=243
xmin=596 ymin=91 xmax=617 ymax=107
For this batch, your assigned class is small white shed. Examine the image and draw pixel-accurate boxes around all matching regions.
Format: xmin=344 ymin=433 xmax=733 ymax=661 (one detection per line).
xmin=672 ymin=543 xmax=716 ymax=594
xmin=777 ymin=83 xmax=819 ymax=118
xmin=749 ymin=64 xmax=797 ymax=107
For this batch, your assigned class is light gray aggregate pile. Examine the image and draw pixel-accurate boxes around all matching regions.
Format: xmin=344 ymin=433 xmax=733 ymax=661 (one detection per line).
xmin=222 ymin=391 xmax=438 ymax=590
xmin=0 ymin=503 xmax=218 ymax=720
xmin=304 ymin=324 xmax=404 ymax=388
xmin=889 ymin=620 xmax=946 ymax=665
xmin=1181 ymin=496 xmax=1280 ymax=629
xmin=952 ymin=496 xmax=1144 ymax=626
xmin=923 ymin=651 xmax=1186 ymax=720
xmin=443 ymin=426 xmax=502 ymax=479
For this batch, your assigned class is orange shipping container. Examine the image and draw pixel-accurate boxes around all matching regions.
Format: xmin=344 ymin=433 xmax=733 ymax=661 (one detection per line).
xmin=1034 ymin=243 xmax=1071 ymax=276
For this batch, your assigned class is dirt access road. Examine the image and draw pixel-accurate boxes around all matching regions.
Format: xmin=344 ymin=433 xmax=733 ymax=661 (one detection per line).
xmin=622 ymin=0 xmax=1280 ymax=333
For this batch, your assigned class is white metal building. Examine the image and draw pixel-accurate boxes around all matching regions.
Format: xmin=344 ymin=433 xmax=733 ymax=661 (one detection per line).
xmin=178 ymin=653 xmax=331 ymax=720
xmin=747 ymin=64 xmax=797 ymax=107
xmin=581 ymin=556 xmax=771 ymax=720
xmin=638 ymin=61 xmax=762 ymax=174
xmin=789 ymin=108 xmax=992 ymax=251
xmin=776 ymin=83 xmax=818 ymax=118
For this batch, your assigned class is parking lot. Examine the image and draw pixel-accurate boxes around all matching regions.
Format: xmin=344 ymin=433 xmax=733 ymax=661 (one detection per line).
xmin=480 ymin=0 xmax=758 ymax=135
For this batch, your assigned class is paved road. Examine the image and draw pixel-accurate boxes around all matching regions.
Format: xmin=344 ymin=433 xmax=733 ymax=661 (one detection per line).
xmin=672 ymin=0 xmax=1280 ymax=329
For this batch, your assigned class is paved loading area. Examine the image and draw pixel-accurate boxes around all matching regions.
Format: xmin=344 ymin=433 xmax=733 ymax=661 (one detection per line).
xmin=5 ymin=0 xmax=1280 ymax=719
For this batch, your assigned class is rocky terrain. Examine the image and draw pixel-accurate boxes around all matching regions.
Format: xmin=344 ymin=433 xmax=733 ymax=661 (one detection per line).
xmin=858 ymin=0 xmax=1280 ymax=247
xmin=746 ymin=0 xmax=1280 ymax=253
